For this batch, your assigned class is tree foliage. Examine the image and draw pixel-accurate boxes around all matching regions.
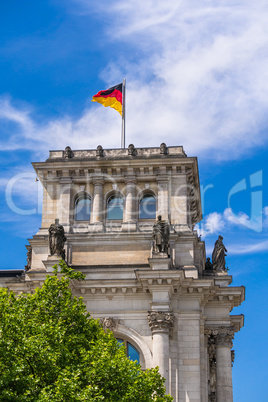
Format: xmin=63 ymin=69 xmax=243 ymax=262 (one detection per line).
xmin=0 ymin=261 xmax=173 ymax=401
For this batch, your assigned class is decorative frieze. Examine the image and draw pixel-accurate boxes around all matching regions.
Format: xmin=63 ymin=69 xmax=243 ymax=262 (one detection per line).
xmin=147 ymin=310 xmax=175 ymax=334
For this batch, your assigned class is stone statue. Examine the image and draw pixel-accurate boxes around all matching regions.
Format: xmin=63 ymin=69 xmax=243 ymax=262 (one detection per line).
xmin=160 ymin=142 xmax=168 ymax=155
xmin=64 ymin=146 xmax=73 ymax=159
xmin=212 ymin=235 xmax=227 ymax=271
xmin=128 ymin=143 xmax=136 ymax=156
xmin=96 ymin=145 xmax=104 ymax=157
xmin=153 ymin=215 xmax=170 ymax=254
xmin=49 ymin=219 xmax=66 ymax=259
xmin=205 ymin=257 xmax=213 ymax=270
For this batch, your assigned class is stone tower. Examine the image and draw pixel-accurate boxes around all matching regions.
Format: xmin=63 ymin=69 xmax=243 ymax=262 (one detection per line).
xmin=0 ymin=144 xmax=244 ymax=402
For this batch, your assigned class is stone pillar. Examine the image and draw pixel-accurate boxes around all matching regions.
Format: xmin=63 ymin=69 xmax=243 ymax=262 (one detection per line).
xmin=157 ymin=179 xmax=169 ymax=220
xmin=59 ymin=180 xmax=72 ymax=232
xmin=92 ymin=179 xmax=104 ymax=228
xmin=124 ymin=178 xmax=136 ymax=223
xmin=216 ymin=328 xmax=234 ymax=402
xmin=147 ymin=310 xmax=174 ymax=387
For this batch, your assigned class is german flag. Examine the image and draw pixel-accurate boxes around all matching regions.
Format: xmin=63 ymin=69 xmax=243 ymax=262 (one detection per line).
xmin=92 ymin=83 xmax=123 ymax=115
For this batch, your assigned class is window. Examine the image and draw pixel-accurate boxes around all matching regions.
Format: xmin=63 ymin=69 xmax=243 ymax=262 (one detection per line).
xmin=107 ymin=194 xmax=123 ymax=220
xmin=75 ymin=195 xmax=91 ymax=221
xmin=139 ymin=194 xmax=156 ymax=219
xmin=117 ymin=339 xmax=140 ymax=363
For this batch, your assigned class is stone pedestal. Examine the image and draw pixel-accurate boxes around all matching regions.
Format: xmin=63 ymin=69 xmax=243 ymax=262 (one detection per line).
xmin=43 ymin=255 xmax=62 ymax=272
xmin=148 ymin=255 xmax=171 ymax=270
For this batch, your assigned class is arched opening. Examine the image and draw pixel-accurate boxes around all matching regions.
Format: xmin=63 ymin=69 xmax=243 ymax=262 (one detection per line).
xmin=75 ymin=194 xmax=91 ymax=221
xmin=139 ymin=194 xmax=156 ymax=219
xmin=107 ymin=194 xmax=123 ymax=220
xmin=116 ymin=338 xmax=140 ymax=363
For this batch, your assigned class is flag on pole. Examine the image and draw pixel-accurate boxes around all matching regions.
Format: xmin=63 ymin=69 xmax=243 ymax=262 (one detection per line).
xmin=92 ymin=83 xmax=123 ymax=115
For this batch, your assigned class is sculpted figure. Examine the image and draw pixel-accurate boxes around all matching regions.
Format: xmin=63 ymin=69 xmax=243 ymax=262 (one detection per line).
xmin=212 ymin=235 xmax=227 ymax=271
xmin=64 ymin=146 xmax=73 ymax=159
xmin=160 ymin=142 xmax=167 ymax=155
xmin=128 ymin=143 xmax=136 ymax=156
xmin=49 ymin=219 xmax=66 ymax=259
xmin=153 ymin=215 xmax=170 ymax=254
xmin=96 ymin=145 xmax=104 ymax=157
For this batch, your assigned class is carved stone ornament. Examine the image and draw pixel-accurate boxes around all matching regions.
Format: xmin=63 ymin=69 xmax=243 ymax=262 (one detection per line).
xmin=160 ymin=142 xmax=168 ymax=155
xmin=100 ymin=317 xmax=119 ymax=332
xmin=206 ymin=327 xmax=234 ymax=347
xmin=147 ymin=310 xmax=175 ymax=334
xmin=128 ymin=143 xmax=136 ymax=156
xmin=205 ymin=326 xmax=234 ymax=401
xmin=25 ymin=245 xmax=32 ymax=272
xmin=231 ymin=349 xmax=235 ymax=366
xmin=96 ymin=145 xmax=104 ymax=157
xmin=205 ymin=328 xmax=218 ymax=401
xmin=152 ymin=215 xmax=170 ymax=255
xmin=64 ymin=146 xmax=73 ymax=159
xmin=48 ymin=219 xmax=66 ymax=260
xmin=216 ymin=329 xmax=234 ymax=348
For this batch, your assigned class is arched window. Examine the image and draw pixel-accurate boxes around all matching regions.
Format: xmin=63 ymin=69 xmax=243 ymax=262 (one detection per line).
xmin=75 ymin=195 xmax=91 ymax=221
xmin=117 ymin=338 xmax=140 ymax=363
xmin=107 ymin=194 xmax=123 ymax=220
xmin=139 ymin=194 xmax=156 ymax=219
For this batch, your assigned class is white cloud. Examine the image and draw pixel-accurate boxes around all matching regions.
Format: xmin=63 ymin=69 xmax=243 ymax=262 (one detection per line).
xmin=223 ymin=208 xmax=262 ymax=232
xmin=2 ymin=1 xmax=268 ymax=159
xmin=197 ymin=206 xmax=268 ymax=237
xmin=228 ymin=239 xmax=268 ymax=255
xmin=197 ymin=211 xmax=225 ymax=237
xmin=70 ymin=0 xmax=268 ymax=159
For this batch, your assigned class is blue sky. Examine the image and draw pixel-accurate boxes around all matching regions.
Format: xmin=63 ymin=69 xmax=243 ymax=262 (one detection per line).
xmin=0 ymin=1 xmax=268 ymax=400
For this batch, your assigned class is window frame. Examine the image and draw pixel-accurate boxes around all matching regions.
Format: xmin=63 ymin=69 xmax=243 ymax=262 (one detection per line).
xmin=106 ymin=193 xmax=124 ymax=221
xmin=74 ymin=193 xmax=91 ymax=221
xmin=139 ymin=192 xmax=156 ymax=220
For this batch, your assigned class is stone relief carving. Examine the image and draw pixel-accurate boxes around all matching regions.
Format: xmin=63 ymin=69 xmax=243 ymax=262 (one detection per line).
xmin=160 ymin=142 xmax=168 ymax=155
xmin=147 ymin=310 xmax=175 ymax=334
xmin=49 ymin=219 xmax=66 ymax=259
xmin=96 ymin=145 xmax=104 ymax=157
xmin=128 ymin=143 xmax=136 ymax=156
xmin=212 ymin=235 xmax=227 ymax=271
xmin=205 ymin=326 xmax=234 ymax=402
xmin=64 ymin=146 xmax=73 ymax=159
xmin=100 ymin=317 xmax=119 ymax=332
xmin=25 ymin=245 xmax=32 ymax=272
xmin=152 ymin=215 xmax=170 ymax=255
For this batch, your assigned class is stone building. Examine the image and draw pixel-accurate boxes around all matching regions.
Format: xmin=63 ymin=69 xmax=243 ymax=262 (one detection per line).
xmin=0 ymin=144 xmax=244 ymax=402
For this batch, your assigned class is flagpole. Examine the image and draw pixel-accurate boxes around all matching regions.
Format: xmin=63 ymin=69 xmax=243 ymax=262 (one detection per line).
xmin=121 ymin=78 xmax=126 ymax=149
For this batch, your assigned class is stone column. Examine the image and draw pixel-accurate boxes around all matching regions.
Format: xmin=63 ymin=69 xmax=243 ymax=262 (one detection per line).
xmin=157 ymin=179 xmax=169 ymax=220
xmin=124 ymin=178 xmax=136 ymax=223
xmin=92 ymin=179 xmax=104 ymax=229
xmin=216 ymin=328 xmax=234 ymax=402
xmin=148 ymin=310 xmax=175 ymax=387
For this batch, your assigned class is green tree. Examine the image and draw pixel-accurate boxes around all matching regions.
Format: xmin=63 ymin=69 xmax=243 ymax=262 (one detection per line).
xmin=0 ymin=261 xmax=173 ymax=402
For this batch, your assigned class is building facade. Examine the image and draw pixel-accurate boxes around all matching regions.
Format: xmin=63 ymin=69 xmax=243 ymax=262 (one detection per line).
xmin=0 ymin=144 xmax=244 ymax=402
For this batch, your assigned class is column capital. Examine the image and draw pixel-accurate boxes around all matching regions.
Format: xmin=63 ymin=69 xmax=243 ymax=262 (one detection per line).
xmin=205 ymin=326 xmax=234 ymax=348
xmin=147 ymin=310 xmax=175 ymax=334
xmin=216 ymin=328 xmax=234 ymax=348
xmin=92 ymin=178 xmax=104 ymax=186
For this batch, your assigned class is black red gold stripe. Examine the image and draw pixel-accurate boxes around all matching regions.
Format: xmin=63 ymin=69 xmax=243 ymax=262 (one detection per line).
xmin=92 ymin=83 xmax=123 ymax=115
